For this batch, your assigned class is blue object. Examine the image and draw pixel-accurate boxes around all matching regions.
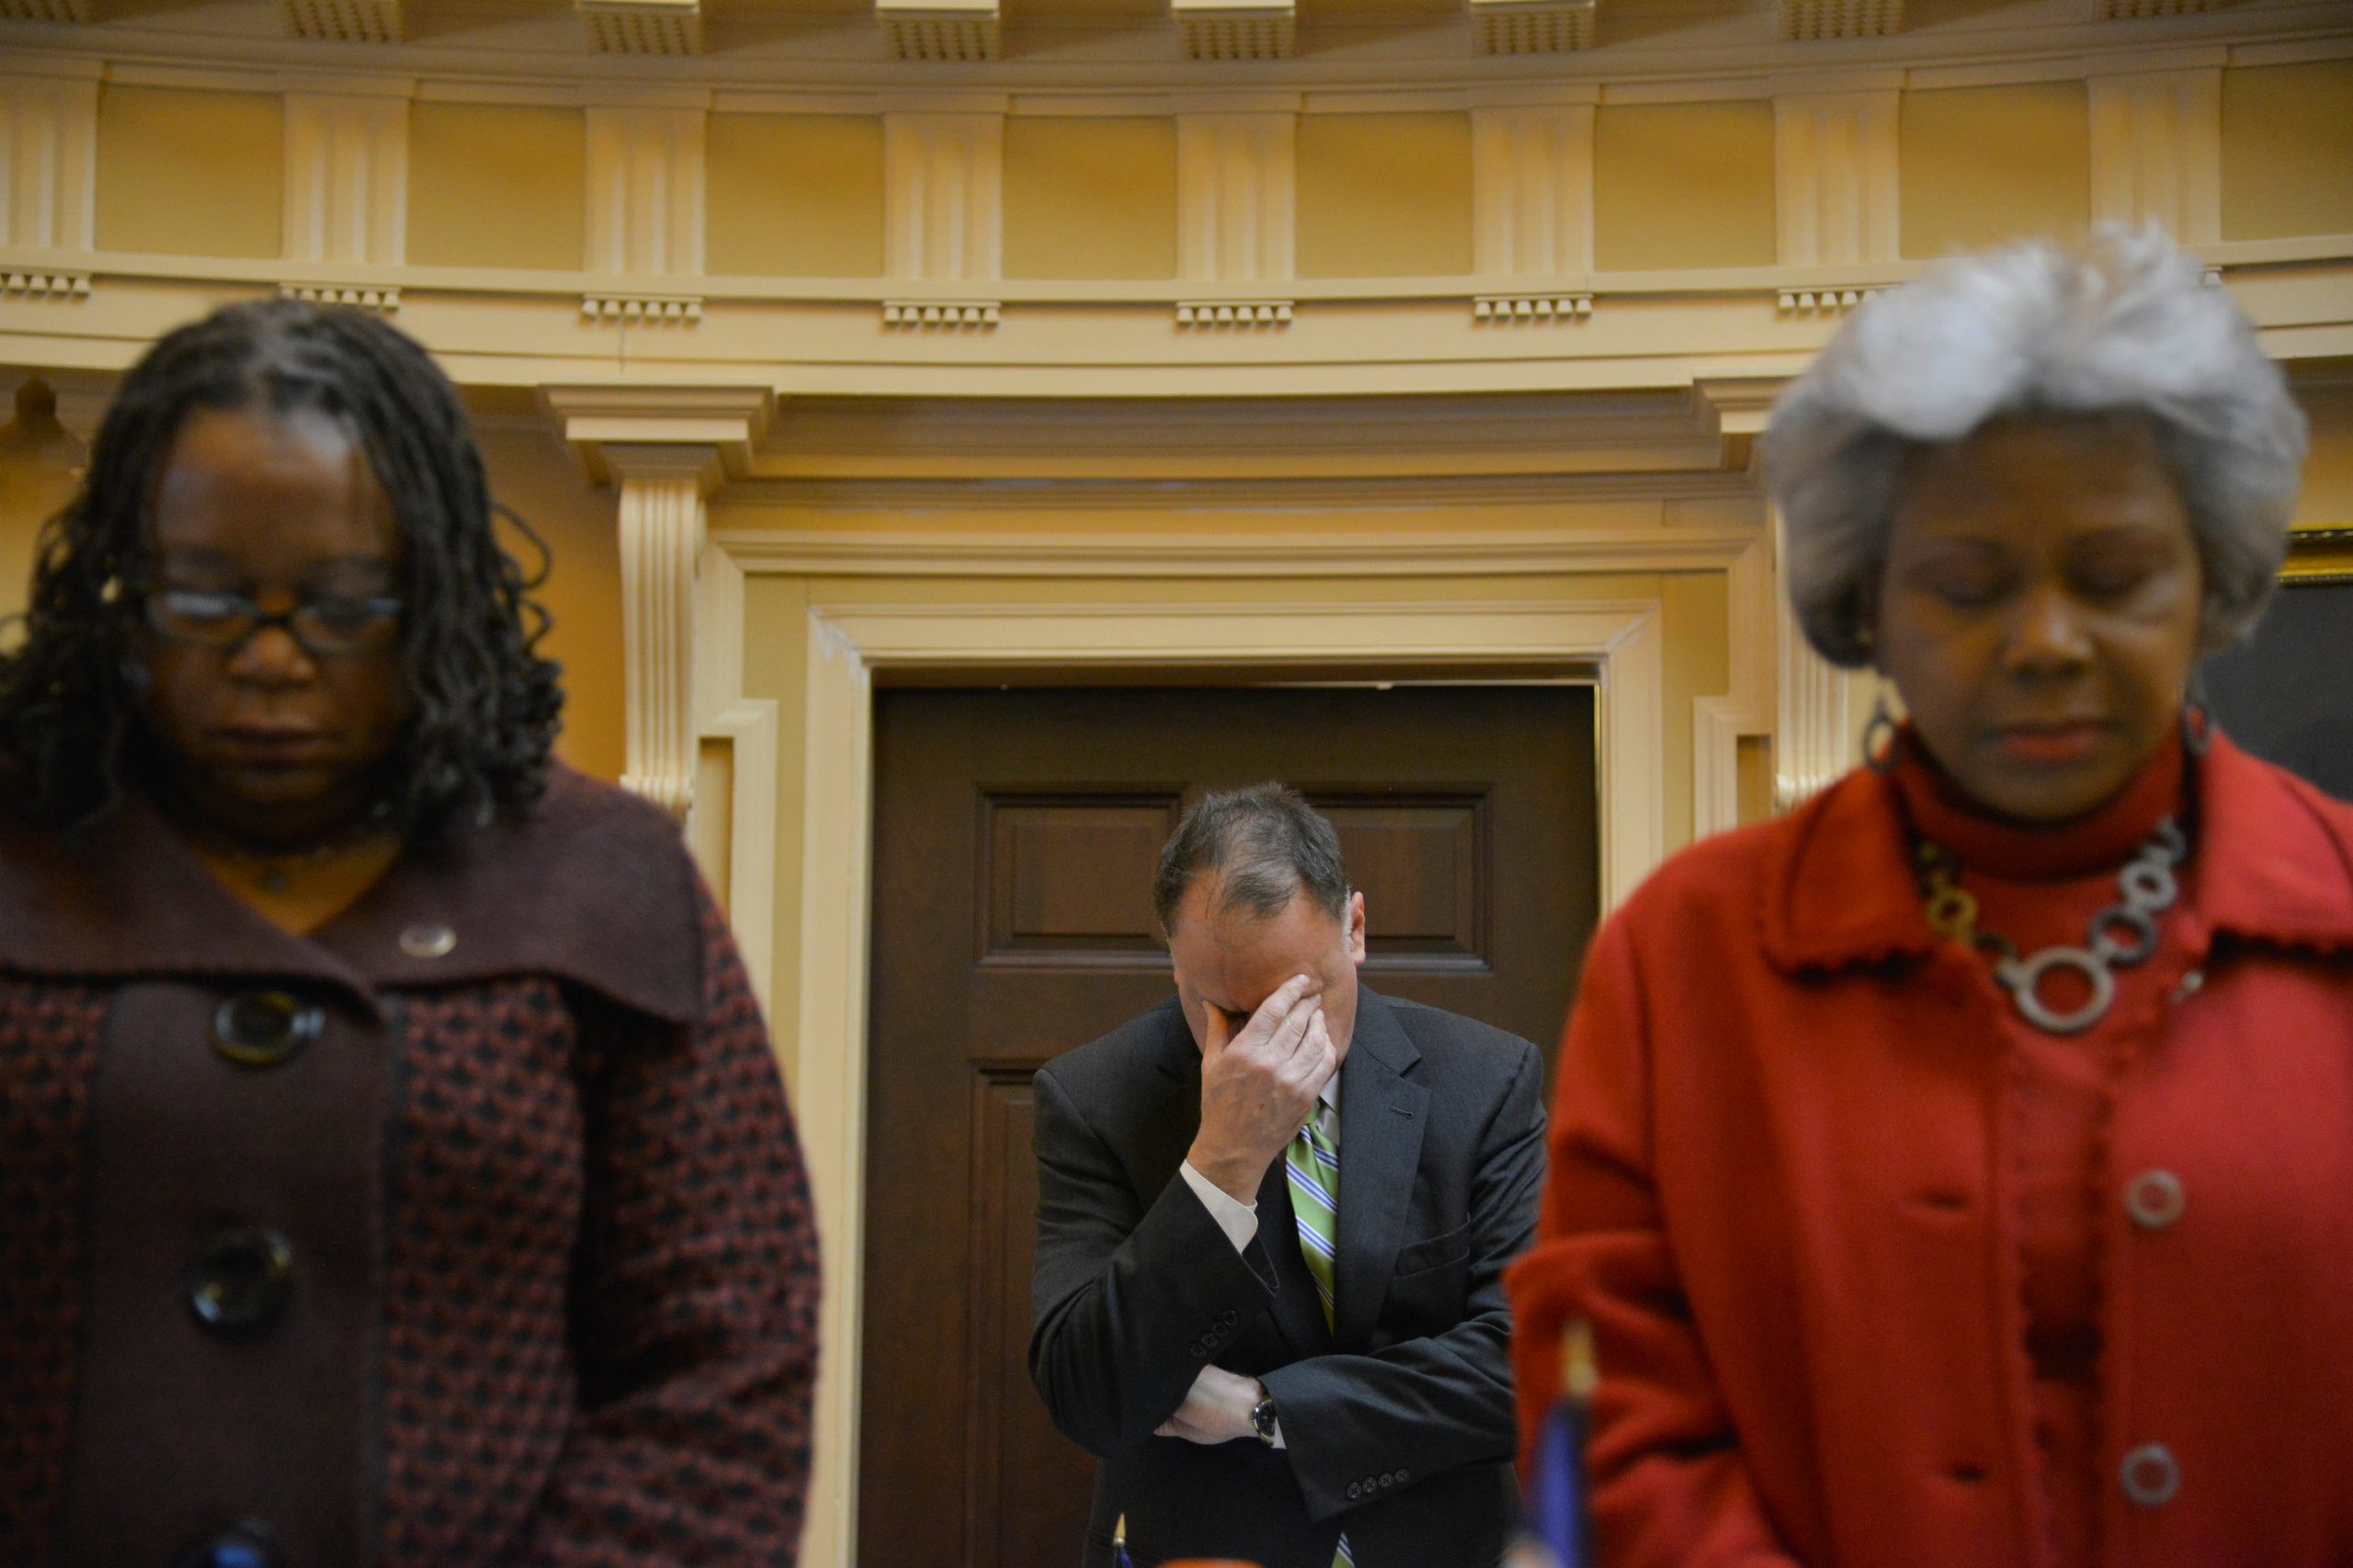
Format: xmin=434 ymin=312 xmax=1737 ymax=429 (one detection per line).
xmin=1525 ymin=1317 xmax=1596 ymax=1568
xmin=1525 ymin=1395 xmax=1590 ymax=1568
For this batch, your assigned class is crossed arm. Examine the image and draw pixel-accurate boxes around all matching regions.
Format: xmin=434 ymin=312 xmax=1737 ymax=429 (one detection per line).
xmin=1027 ymin=1038 xmax=1546 ymax=1523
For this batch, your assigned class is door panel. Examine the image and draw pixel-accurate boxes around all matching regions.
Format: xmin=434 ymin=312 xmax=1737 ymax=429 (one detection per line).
xmin=860 ymin=683 xmax=1598 ymax=1568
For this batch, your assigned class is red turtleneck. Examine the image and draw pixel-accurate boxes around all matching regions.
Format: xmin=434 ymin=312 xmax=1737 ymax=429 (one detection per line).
xmin=1890 ymin=730 xmax=2191 ymax=1568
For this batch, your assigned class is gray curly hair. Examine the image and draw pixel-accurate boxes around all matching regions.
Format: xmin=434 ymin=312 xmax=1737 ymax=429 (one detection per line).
xmin=1763 ymin=225 xmax=2310 ymax=669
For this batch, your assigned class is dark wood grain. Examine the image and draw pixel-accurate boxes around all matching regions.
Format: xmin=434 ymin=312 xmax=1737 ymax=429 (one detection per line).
xmin=859 ymin=683 xmax=1599 ymax=1568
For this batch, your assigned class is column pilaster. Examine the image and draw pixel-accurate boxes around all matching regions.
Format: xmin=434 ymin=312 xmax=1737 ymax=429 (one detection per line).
xmin=0 ymin=73 xmax=97 ymax=252
xmin=2089 ymin=69 xmax=2222 ymax=244
xmin=882 ymin=111 xmax=1005 ymax=283
xmin=1471 ymin=102 xmax=1596 ymax=278
xmin=283 ymin=91 xmax=409 ymax=265
xmin=1774 ymin=88 xmax=1900 ymax=267
xmin=540 ymin=385 xmax=773 ymax=824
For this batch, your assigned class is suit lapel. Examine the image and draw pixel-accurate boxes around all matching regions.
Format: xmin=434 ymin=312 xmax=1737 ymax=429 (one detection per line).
xmin=1331 ymin=990 xmax=1427 ymax=1348
xmin=1140 ymin=1006 xmax=1204 ymax=1196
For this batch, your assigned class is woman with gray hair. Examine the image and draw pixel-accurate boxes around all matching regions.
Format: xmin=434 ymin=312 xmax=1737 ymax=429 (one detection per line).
xmin=1506 ymin=226 xmax=2353 ymax=1568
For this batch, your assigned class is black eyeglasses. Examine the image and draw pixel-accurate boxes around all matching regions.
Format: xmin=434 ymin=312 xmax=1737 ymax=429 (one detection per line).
xmin=139 ymin=585 xmax=404 ymax=657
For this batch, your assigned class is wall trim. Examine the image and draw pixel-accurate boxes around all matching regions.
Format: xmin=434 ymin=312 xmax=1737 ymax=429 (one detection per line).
xmin=711 ymin=523 xmax=1762 ymax=576
xmin=7 ymin=4 xmax=2347 ymax=101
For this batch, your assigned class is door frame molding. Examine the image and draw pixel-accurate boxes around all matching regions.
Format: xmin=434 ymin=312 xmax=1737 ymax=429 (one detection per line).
xmin=778 ymin=592 xmax=1663 ymax=1567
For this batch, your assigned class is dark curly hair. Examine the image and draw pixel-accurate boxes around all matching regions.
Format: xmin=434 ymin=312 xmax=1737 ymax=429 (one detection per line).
xmin=0 ymin=298 xmax=563 ymax=836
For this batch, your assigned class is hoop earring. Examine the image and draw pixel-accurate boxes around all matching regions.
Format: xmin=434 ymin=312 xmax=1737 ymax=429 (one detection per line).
xmin=2180 ymin=665 xmax=2213 ymax=757
xmin=1861 ymin=690 xmax=1899 ymax=775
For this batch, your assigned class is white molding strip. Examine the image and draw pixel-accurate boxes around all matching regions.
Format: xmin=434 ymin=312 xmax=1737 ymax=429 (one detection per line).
xmin=1770 ymin=502 xmax=1869 ymax=807
xmin=1774 ymin=89 xmax=1899 ymax=267
xmin=711 ymin=523 xmax=1762 ymax=575
xmin=613 ymin=453 xmax=717 ymax=821
xmin=585 ymin=104 xmax=707 ymax=276
xmin=284 ymin=93 xmax=408 ymax=266
xmin=881 ymin=297 xmax=999 ymax=326
xmin=279 ymin=280 xmax=399 ymax=311
xmin=884 ymin=111 xmax=1005 ymax=283
xmin=1175 ymin=297 xmax=1291 ymax=326
xmin=1472 ymin=102 xmax=1594 ymax=276
xmin=542 ymin=383 xmax=775 ymax=821
xmin=1177 ymin=111 xmax=1296 ymax=284
xmin=2088 ymin=67 xmax=2222 ymax=245
xmin=0 ymin=75 xmax=96 ymax=252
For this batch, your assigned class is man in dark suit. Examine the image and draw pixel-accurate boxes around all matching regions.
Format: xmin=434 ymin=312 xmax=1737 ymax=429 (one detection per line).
xmin=1029 ymin=783 xmax=1547 ymax=1568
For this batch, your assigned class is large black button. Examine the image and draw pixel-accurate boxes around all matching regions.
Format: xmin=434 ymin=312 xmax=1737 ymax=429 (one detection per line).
xmin=210 ymin=992 xmax=324 ymax=1070
xmin=186 ymin=1226 xmax=295 ymax=1338
xmin=173 ymin=1521 xmax=282 ymax=1568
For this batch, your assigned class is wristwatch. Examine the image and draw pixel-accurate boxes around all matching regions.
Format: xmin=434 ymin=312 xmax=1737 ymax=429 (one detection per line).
xmin=1249 ymin=1392 xmax=1279 ymax=1446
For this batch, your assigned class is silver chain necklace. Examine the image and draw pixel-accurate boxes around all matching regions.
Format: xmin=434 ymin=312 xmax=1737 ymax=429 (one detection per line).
xmin=1914 ymin=817 xmax=2187 ymax=1035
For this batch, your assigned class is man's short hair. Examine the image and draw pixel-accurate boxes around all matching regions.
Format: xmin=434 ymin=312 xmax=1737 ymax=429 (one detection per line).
xmin=1153 ymin=782 xmax=1350 ymax=937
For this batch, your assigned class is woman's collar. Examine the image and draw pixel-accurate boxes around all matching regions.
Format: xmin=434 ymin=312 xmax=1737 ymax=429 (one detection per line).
xmin=1890 ymin=726 xmax=2186 ymax=882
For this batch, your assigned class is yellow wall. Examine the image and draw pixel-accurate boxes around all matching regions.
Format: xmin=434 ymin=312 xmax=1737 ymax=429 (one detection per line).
xmin=1004 ymin=118 xmax=1177 ymax=280
xmin=95 ymin=85 xmax=282 ymax=257
xmin=1593 ymin=100 xmax=1777 ymax=271
xmin=2297 ymin=380 xmax=2353 ymax=527
xmin=2222 ymin=62 xmax=2353 ymax=242
xmin=477 ymin=426 xmax=627 ymax=783
xmin=1296 ymin=113 xmax=1474 ymax=278
xmin=706 ymin=113 xmax=887 ymax=278
xmin=0 ymin=423 xmax=79 ymax=634
xmin=1901 ymin=82 xmax=2089 ymax=260
xmin=407 ymin=102 xmax=585 ymax=270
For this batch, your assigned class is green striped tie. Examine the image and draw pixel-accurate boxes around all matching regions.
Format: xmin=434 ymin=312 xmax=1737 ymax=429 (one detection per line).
xmin=1285 ymin=1101 xmax=1340 ymax=1328
xmin=1285 ymin=1103 xmax=1353 ymax=1568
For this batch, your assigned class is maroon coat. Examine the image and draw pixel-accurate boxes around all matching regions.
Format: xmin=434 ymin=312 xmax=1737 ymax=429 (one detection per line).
xmin=1507 ymin=735 xmax=2353 ymax=1568
xmin=0 ymin=766 xmax=819 ymax=1567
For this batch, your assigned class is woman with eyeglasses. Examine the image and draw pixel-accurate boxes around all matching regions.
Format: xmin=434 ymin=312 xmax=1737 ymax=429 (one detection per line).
xmin=0 ymin=301 xmax=819 ymax=1567
xmin=1506 ymin=228 xmax=2353 ymax=1567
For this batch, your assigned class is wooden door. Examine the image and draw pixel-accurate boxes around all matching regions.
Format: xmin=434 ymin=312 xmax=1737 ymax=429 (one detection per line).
xmin=858 ymin=683 xmax=1598 ymax=1568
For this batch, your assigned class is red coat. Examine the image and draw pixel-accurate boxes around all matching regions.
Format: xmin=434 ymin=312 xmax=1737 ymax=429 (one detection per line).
xmin=1506 ymin=736 xmax=2353 ymax=1568
xmin=0 ymin=767 xmax=819 ymax=1566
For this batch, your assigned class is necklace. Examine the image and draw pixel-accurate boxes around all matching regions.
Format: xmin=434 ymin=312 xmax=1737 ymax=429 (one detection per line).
xmin=213 ymin=839 xmax=356 ymax=895
xmin=1914 ymin=816 xmax=2187 ymax=1035
xmin=173 ymin=803 xmax=400 ymax=895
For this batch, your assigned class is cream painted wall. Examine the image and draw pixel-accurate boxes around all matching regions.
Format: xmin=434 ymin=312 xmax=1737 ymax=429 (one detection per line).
xmin=2297 ymin=381 xmax=2353 ymax=526
xmin=478 ymin=426 xmax=628 ymax=784
xmin=0 ymin=425 xmax=80 ymax=633
xmin=1592 ymin=100 xmax=1777 ymax=271
xmin=707 ymin=114 xmax=887 ymax=278
xmin=95 ymin=85 xmax=282 ymax=258
xmin=1295 ymin=113 xmax=1474 ymax=278
xmin=407 ymin=102 xmax=586 ymax=270
xmin=2222 ymin=61 xmax=2353 ymax=243
xmin=1003 ymin=118 xmax=1177 ymax=280
xmin=1900 ymin=83 xmax=2090 ymax=260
